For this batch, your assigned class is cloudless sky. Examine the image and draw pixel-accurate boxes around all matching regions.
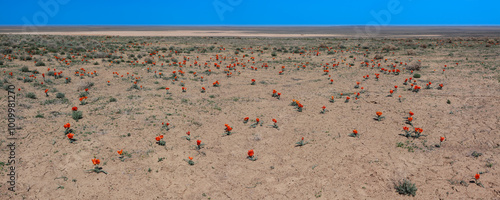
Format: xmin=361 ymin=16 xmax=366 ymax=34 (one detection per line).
xmin=0 ymin=0 xmax=498 ymax=26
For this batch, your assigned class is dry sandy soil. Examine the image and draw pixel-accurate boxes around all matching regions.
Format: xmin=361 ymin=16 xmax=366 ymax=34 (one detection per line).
xmin=0 ymin=31 xmax=499 ymax=199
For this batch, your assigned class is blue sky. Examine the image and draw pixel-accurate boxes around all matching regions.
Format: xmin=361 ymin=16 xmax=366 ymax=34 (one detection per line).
xmin=0 ymin=0 xmax=498 ymax=26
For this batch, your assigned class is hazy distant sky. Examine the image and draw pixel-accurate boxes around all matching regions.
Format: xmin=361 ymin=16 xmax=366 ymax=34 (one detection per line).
xmin=0 ymin=0 xmax=498 ymax=26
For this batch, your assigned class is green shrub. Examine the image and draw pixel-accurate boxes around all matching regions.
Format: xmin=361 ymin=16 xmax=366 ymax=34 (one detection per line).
xmin=72 ymin=111 xmax=83 ymax=121
xmin=395 ymin=179 xmax=417 ymax=197
xmin=413 ymin=74 xmax=421 ymax=78
xmin=56 ymin=93 xmax=65 ymax=98
xmin=21 ymin=66 xmax=30 ymax=72
xmin=35 ymin=61 xmax=46 ymax=66
xmin=109 ymin=97 xmax=117 ymax=102
xmin=26 ymin=92 xmax=37 ymax=99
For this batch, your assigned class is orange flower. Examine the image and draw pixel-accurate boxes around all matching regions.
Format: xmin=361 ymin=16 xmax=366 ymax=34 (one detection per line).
xmin=186 ymin=131 xmax=190 ymax=136
xmin=67 ymin=133 xmax=74 ymax=139
xmin=248 ymin=149 xmax=254 ymax=157
xmin=475 ymin=173 xmax=480 ymax=180
xmin=159 ymin=135 xmax=164 ymax=139
xmin=188 ymin=157 xmax=193 ymax=160
xmin=72 ymin=107 xmax=78 ymax=111
xmin=256 ymin=118 xmax=260 ymax=123
xmin=117 ymin=149 xmax=123 ymax=155
xmin=92 ymin=158 xmax=100 ymax=165
xmin=440 ymin=137 xmax=445 ymax=142
xmin=197 ymin=140 xmax=201 ymax=146
xmin=376 ymin=111 xmax=382 ymax=116
xmin=244 ymin=117 xmax=249 ymax=121
xmin=408 ymin=117 xmax=413 ymax=122
xmin=272 ymin=119 xmax=277 ymax=123
xmin=353 ymin=130 xmax=358 ymax=134
xmin=63 ymin=123 xmax=70 ymax=129
xmin=409 ymin=111 xmax=414 ymax=116
xmin=155 ymin=136 xmax=161 ymax=141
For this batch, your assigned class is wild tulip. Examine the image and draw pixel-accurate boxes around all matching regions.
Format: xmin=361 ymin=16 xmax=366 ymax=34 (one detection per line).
xmin=162 ymin=122 xmax=171 ymax=131
xmin=402 ymin=126 xmax=411 ymax=137
xmin=296 ymin=137 xmax=308 ymax=146
xmin=247 ymin=149 xmax=257 ymax=161
xmin=250 ymin=118 xmax=261 ymax=128
xmin=375 ymin=111 xmax=384 ymax=121
xmin=88 ymin=156 xmax=107 ymax=174
xmin=195 ymin=139 xmax=204 ymax=150
xmin=184 ymin=157 xmax=195 ymax=165
xmin=182 ymin=131 xmax=191 ymax=141
xmin=437 ymin=84 xmax=444 ymax=90
xmin=63 ymin=123 xmax=73 ymax=135
xmin=272 ymin=90 xmax=277 ymax=97
xmin=67 ymin=133 xmax=76 ymax=143
xmin=156 ymin=135 xmax=166 ymax=146
xmin=330 ymin=96 xmax=335 ymax=103
xmin=407 ymin=117 xmax=413 ymax=125
xmin=297 ymin=103 xmax=304 ymax=112
xmin=243 ymin=117 xmax=249 ymax=124
xmin=251 ymin=79 xmax=256 ymax=85
xmin=269 ymin=118 xmax=279 ymax=129
xmin=223 ymin=124 xmax=234 ymax=136
xmin=349 ymin=129 xmax=359 ymax=137
xmin=320 ymin=106 xmax=327 ymax=114
xmin=345 ymin=96 xmax=350 ymax=103
xmin=413 ymin=128 xmax=425 ymax=138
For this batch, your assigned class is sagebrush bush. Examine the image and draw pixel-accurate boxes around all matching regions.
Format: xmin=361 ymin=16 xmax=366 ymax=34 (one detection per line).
xmin=395 ymin=179 xmax=417 ymax=197
xmin=35 ymin=61 xmax=46 ymax=66
xmin=72 ymin=111 xmax=83 ymax=121
xmin=56 ymin=93 xmax=65 ymax=98
xmin=26 ymin=92 xmax=37 ymax=99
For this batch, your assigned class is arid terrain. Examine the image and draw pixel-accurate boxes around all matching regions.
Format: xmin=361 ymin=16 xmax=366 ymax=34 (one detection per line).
xmin=0 ymin=29 xmax=499 ymax=199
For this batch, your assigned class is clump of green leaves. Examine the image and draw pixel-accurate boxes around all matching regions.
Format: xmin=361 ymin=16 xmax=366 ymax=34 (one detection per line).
xmin=26 ymin=92 xmax=37 ymax=99
xmin=72 ymin=111 xmax=83 ymax=122
xmin=56 ymin=92 xmax=65 ymax=98
xmin=395 ymin=179 xmax=417 ymax=197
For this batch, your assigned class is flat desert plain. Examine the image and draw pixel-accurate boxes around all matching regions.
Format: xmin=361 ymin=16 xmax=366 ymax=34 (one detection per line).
xmin=0 ymin=28 xmax=499 ymax=199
